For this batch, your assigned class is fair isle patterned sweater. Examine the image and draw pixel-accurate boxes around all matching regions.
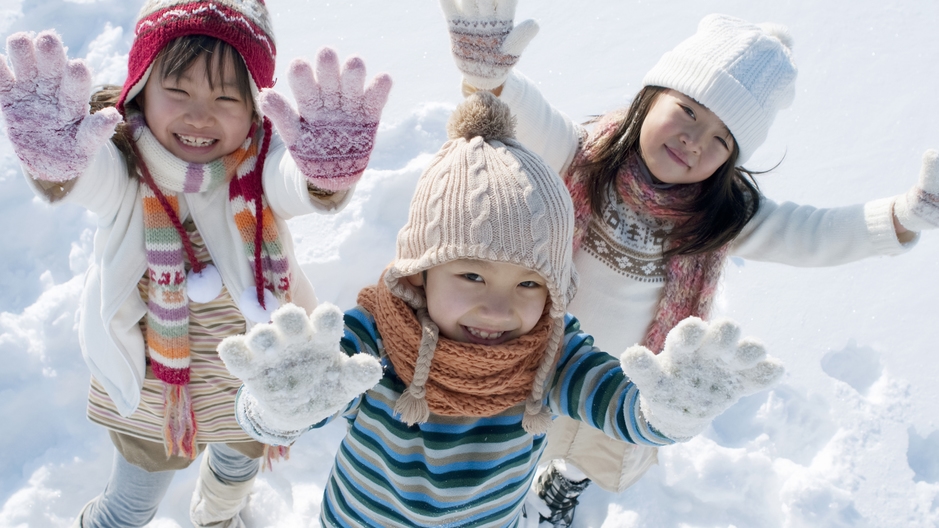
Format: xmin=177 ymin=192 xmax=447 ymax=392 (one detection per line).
xmin=239 ymin=308 xmax=673 ymax=527
xmin=498 ymin=71 xmax=916 ymax=355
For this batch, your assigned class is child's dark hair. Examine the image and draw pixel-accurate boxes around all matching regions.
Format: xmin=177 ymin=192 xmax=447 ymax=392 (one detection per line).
xmin=579 ymin=86 xmax=762 ymax=257
xmin=90 ymin=35 xmax=255 ymax=169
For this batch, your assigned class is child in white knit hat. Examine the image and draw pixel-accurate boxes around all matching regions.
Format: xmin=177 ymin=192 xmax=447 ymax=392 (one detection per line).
xmin=217 ymin=91 xmax=785 ymax=527
xmin=0 ymin=1 xmax=391 ymax=526
xmin=442 ymin=3 xmax=939 ymax=526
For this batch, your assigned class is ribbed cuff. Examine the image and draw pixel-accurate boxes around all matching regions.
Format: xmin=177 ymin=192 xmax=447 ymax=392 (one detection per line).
xmin=864 ymin=196 xmax=919 ymax=255
xmin=234 ymin=387 xmax=306 ymax=447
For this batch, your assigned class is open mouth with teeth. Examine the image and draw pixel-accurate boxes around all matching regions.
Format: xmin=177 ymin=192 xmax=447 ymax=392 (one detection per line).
xmin=175 ymin=134 xmax=218 ymax=148
xmin=463 ymin=325 xmax=510 ymax=345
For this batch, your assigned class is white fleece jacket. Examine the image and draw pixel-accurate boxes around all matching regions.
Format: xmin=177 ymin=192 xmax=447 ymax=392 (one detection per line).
xmin=23 ymin=133 xmax=351 ymax=417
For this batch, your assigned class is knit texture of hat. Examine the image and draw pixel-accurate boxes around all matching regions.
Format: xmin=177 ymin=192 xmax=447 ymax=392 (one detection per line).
xmin=642 ymin=14 xmax=797 ymax=164
xmin=118 ymin=0 xmax=276 ymax=112
xmin=385 ymin=91 xmax=577 ymax=319
xmin=384 ymin=91 xmax=577 ymax=434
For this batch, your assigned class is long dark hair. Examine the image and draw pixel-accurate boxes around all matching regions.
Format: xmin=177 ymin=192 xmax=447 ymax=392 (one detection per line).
xmin=89 ymin=35 xmax=255 ymax=171
xmin=579 ymin=86 xmax=763 ymax=257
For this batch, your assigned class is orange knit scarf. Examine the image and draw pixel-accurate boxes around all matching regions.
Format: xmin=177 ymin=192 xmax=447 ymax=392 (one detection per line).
xmin=357 ymin=282 xmax=553 ymax=418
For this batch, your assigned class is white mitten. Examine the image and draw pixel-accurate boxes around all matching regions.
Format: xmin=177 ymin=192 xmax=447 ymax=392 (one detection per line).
xmin=218 ymin=302 xmax=383 ymax=444
xmin=620 ymin=317 xmax=784 ymax=442
xmin=893 ymin=149 xmax=939 ymax=232
xmin=0 ymin=31 xmax=121 ymax=182
xmin=258 ymin=48 xmax=392 ymax=193
xmin=440 ymin=0 xmax=539 ymax=90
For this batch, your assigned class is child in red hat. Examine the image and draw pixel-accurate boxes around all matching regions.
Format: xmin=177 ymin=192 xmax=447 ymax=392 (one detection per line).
xmin=0 ymin=1 xmax=392 ymax=526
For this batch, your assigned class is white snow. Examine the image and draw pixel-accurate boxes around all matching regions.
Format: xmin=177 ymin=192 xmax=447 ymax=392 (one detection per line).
xmin=1 ymin=1 xmax=938 ymax=527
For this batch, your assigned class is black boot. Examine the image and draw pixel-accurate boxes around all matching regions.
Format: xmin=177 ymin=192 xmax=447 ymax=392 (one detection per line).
xmin=535 ymin=461 xmax=591 ymax=528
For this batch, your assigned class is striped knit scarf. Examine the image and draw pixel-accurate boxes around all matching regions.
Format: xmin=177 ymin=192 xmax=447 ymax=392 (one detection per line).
xmin=129 ymin=112 xmax=291 ymax=457
xmin=566 ymin=112 xmax=728 ymax=354
xmin=357 ymin=282 xmax=553 ymax=418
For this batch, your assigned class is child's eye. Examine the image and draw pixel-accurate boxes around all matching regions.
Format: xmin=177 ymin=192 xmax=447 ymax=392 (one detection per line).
xmin=716 ymin=136 xmax=729 ymax=149
xmin=218 ymin=95 xmax=241 ymax=103
xmin=681 ymin=105 xmax=696 ymax=119
xmin=462 ymin=273 xmax=483 ymax=283
xmin=519 ymin=280 xmax=542 ymax=289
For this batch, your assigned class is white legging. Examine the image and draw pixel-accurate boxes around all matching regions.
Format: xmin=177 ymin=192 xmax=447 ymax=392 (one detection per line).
xmin=82 ymin=443 xmax=259 ymax=528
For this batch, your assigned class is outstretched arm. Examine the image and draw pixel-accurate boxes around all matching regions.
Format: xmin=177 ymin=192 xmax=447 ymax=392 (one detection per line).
xmin=551 ymin=316 xmax=783 ymax=444
xmin=218 ymin=302 xmax=383 ymax=446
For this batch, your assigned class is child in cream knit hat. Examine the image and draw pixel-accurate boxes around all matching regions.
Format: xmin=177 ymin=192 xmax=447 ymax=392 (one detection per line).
xmin=218 ymin=91 xmax=784 ymax=527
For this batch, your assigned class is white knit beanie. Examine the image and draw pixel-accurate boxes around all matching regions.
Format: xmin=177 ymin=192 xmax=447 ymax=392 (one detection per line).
xmin=384 ymin=91 xmax=577 ymax=434
xmin=642 ymin=14 xmax=797 ymax=164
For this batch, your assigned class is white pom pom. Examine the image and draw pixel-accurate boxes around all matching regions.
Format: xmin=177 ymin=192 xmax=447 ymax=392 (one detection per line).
xmin=759 ymin=22 xmax=793 ymax=50
xmin=187 ymin=264 xmax=223 ymax=303
xmin=239 ymin=287 xmax=281 ymax=323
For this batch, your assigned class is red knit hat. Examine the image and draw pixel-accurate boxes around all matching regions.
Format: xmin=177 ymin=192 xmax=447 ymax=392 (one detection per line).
xmin=117 ymin=0 xmax=277 ymax=113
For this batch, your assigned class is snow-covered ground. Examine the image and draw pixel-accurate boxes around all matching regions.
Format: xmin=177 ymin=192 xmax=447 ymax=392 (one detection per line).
xmin=1 ymin=1 xmax=938 ymax=526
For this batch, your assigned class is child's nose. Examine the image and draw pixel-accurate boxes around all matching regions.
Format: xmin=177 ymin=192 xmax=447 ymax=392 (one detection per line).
xmin=478 ymin=295 xmax=515 ymax=323
xmin=184 ymin=103 xmax=214 ymax=127
xmin=680 ymin=128 xmax=703 ymax=152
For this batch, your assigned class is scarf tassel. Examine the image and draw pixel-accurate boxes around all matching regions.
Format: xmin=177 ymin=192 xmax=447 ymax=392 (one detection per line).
xmin=261 ymin=444 xmax=290 ymax=472
xmin=162 ymin=383 xmax=198 ymax=459
xmin=522 ymin=404 xmax=553 ymax=435
xmin=394 ymin=386 xmax=430 ymax=426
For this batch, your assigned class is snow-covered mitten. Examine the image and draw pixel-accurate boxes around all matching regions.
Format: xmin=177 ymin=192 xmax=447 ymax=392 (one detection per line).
xmin=440 ymin=0 xmax=540 ymax=90
xmin=0 ymin=30 xmax=121 ymax=182
xmin=619 ymin=317 xmax=785 ymax=442
xmin=218 ymin=302 xmax=383 ymax=445
xmin=893 ymin=149 xmax=939 ymax=231
xmin=258 ymin=48 xmax=392 ymax=193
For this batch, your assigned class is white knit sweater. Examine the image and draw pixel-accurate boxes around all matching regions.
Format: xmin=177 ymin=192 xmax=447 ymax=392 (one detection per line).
xmin=499 ymin=70 xmax=916 ymax=360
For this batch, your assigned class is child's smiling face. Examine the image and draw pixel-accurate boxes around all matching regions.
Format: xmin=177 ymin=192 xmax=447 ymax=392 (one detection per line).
xmin=639 ymin=89 xmax=735 ymax=184
xmin=408 ymin=259 xmax=549 ymax=346
xmin=140 ymin=53 xmax=254 ymax=164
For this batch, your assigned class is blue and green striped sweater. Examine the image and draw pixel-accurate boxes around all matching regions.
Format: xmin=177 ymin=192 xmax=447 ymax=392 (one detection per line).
xmin=250 ymin=307 xmax=674 ymax=527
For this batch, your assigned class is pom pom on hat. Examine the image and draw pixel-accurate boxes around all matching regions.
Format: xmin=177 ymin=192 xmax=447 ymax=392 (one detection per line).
xmin=759 ymin=22 xmax=794 ymax=49
xmin=446 ymin=91 xmax=517 ymax=141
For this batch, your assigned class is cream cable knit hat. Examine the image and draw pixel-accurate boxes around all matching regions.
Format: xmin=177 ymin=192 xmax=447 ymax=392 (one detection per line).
xmin=642 ymin=14 xmax=798 ymax=164
xmin=384 ymin=91 xmax=577 ymax=434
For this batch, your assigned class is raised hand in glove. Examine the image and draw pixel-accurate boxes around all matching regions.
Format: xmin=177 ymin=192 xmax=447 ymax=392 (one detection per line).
xmin=218 ymin=302 xmax=383 ymax=445
xmin=620 ymin=317 xmax=784 ymax=442
xmin=0 ymin=31 xmax=121 ymax=182
xmin=258 ymin=48 xmax=392 ymax=193
xmin=440 ymin=0 xmax=540 ymax=90
xmin=893 ymin=149 xmax=939 ymax=232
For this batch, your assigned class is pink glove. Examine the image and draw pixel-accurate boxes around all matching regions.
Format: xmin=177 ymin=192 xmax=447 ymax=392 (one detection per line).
xmin=259 ymin=48 xmax=392 ymax=193
xmin=440 ymin=0 xmax=540 ymax=90
xmin=0 ymin=31 xmax=121 ymax=182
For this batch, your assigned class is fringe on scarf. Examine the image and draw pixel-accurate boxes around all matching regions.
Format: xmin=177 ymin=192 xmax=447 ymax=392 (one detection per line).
xmin=261 ymin=444 xmax=291 ymax=472
xmin=162 ymin=384 xmax=197 ymax=459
